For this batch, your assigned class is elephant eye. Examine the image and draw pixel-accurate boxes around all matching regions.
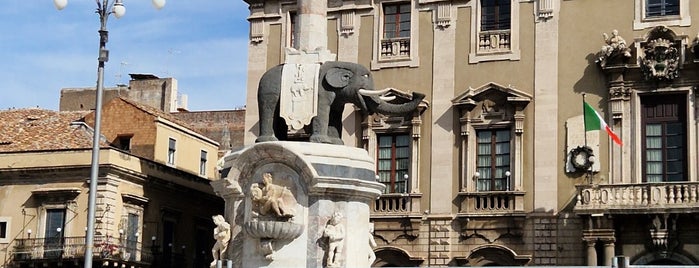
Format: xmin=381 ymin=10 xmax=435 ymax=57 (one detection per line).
xmin=362 ymin=74 xmax=369 ymax=78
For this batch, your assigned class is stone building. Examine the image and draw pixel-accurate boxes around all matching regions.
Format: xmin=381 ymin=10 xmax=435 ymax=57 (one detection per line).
xmin=59 ymin=74 xmax=246 ymax=157
xmin=239 ymin=0 xmax=699 ymax=266
xmin=0 ymin=106 xmax=222 ymax=268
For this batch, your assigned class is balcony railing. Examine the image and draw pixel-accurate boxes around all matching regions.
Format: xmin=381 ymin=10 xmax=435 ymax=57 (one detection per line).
xmin=371 ymin=193 xmax=422 ymax=217
xmin=575 ymin=182 xmax=699 ymax=214
xmin=458 ymin=191 xmax=525 ymax=216
xmin=13 ymin=236 xmax=152 ymax=264
xmin=478 ymin=30 xmax=511 ymax=53
xmin=380 ymin=37 xmax=411 ymax=59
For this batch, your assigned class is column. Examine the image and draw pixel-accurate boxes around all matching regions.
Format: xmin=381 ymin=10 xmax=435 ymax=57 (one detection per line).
xmin=603 ymin=240 xmax=615 ymax=267
xmin=586 ymin=240 xmax=597 ymax=266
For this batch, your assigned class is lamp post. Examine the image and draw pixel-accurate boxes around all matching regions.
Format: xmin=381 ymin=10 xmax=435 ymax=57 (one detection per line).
xmin=53 ymin=1 xmax=165 ymax=267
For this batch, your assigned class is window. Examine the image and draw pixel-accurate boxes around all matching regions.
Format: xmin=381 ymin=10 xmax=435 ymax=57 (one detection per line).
xmin=116 ymin=135 xmax=132 ymax=152
xmin=383 ymin=3 xmax=411 ymax=40
xmin=469 ymin=0 xmax=521 ymax=63
xmin=377 ymin=134 xmax=410 ymax=193
xmin=380 ymin=3 xmax=411 ymax=60
xmin=642 ymin=94 xmax=686 ymax=182
xmin=44 ymin=209 xmax=66 ymax=258
xmin=476 ymin=129 xmax=511 ymax=191
xmin=167 ymin=138 xmax=176 ymax=165
xmin=634 ymin=0 xmax=690 ymax=29
xmin=453 ymin=83 xmax=530 ymax=192
xmin=646 ymin=0 xmax=679 ymax=17
xmin=372 ymin=1 xmax=419 ymax=69
xmin=126 ymin=213 xmax=139 ymax=261
xmin=0 ymin=219 xmax=8 ymax=243
xmin=288 ymin=11 xmax=296 ymax=48
xmin=200 ymin=150 xmax=208 ymax=176
xmin=481 ymin=0 xmax=511 ymax=31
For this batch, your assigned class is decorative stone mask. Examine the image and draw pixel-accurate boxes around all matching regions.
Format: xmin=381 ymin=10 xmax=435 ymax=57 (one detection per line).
xmin=640 ymin=37 xmax=680 ymax=81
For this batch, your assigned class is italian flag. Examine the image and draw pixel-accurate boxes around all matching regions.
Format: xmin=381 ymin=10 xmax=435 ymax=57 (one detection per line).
xmin=583 ymin=101 xmax=622 ymax=146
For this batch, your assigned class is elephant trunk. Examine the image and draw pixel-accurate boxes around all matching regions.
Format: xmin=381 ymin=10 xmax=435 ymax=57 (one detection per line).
xmin=364 ymin=92 xmax=425 ymax=116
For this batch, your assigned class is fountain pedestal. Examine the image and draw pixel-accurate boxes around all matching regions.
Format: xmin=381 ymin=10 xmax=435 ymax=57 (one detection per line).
xmin=212 ymin=141 xmax=383 ymax=267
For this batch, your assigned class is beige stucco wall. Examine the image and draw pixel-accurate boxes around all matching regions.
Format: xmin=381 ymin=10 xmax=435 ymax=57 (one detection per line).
xmin=154 ymin=120 xmax=219 ymax=179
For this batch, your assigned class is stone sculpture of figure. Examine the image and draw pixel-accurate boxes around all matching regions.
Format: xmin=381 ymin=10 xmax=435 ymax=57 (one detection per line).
xmin=368 ymin=223 xmax=377 ymax=265
xmin=602 ymin=29 xmax=631 ymax=58
xmin=210 ymin=215 xmax=230 ymax=268
xmin=250 ymin=173 xmax=296 ymax=219
xmin=323 ymin=212 xmax=345 ymax=267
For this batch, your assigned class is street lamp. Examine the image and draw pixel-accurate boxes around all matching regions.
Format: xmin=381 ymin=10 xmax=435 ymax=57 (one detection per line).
xmin=53 ymin=1 xmax=165 ymax=267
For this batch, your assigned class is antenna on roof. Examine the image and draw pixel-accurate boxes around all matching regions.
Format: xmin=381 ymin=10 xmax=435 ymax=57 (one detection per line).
xmin=116 ymin=61 xmax=129 ymax=85
xmin=166 ymin=48 xmax=181 ymax=77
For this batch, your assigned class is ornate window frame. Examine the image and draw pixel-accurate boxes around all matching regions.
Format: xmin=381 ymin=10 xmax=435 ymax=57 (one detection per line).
xmin=452 ymin=82 xmax=530 ymax=192
xmin=371 ymin=0 xmax=421 ymax=70
xmin=362 ymin=88 xmax=428 ymax=194
xmin=634 ymin=0 xmax=691 ymax=30
xmin=468 ymin=0 xmax=521 ymax=63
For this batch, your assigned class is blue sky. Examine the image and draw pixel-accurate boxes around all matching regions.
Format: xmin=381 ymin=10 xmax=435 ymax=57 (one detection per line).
xmin=0 ymin=1 xmax=250 ymax=111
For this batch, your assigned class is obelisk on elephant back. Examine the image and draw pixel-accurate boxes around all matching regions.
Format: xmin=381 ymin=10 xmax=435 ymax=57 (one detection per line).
xmin=278 ymin=0 xmax=337 ymax=134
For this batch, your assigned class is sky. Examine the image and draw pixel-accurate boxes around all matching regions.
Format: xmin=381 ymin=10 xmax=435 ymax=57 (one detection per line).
xmin=0 ymin=1 xmax=250 ymax=111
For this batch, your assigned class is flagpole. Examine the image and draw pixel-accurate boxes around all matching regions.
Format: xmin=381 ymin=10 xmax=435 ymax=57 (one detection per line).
xmin=582 ymin=93 xmax=593 ymax=183
xmin=582 ymin=93 xmax=588 ymax=148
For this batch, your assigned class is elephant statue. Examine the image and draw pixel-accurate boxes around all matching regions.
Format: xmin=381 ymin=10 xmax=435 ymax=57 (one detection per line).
xmin=256 ymin=61 xmax=425 ymax=145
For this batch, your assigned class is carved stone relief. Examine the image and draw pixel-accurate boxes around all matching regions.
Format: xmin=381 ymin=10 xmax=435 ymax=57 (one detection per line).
xmin=640 ymin=26 xmax=681 ymax=81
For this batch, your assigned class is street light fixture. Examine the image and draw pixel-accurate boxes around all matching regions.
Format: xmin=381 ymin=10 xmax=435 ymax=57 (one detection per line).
xmin=53 ymin=1 xmax=164 ymax=267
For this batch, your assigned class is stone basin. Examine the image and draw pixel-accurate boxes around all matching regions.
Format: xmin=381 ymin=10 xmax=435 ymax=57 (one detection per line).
xmin=243 ymin=221 xmax=304 ymax=240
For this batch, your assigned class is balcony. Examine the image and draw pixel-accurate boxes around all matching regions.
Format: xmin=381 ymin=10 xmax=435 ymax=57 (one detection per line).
xmin=380 ymin=37 xmax=411 ymax=59
xmin=478 ymin=30 xmax=511 ymax=53
xmin=457 ymin=191 xmax=525 ymax=217
xmin=575 ymin=182 xmax=699 ymax=214
xmin=12 ymin=236 xmax=152 ymax=266
xmin=371 ymin=193 xmax=422 ymax=218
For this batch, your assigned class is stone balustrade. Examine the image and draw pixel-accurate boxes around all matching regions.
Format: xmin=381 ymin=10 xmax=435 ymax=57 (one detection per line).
xmin=371 ymin=193 xmax=422 ymax=217
xmin=380 ymin=37 xmax=411 ymax=58
xmin=478 ymin=30 xmax=511 ymax=52
xmin=575 ymin=182 xmax=699 ymax=214
xmin=457 ymin=191 xmax=525 ymax=216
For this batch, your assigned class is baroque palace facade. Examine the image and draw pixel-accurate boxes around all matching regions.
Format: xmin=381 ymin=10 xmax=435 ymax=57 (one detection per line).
xmin=240 ymin=0 xmax=699 ymax=266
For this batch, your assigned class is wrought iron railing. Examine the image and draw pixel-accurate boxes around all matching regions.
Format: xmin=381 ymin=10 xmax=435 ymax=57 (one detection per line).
xmin=12 ymin=236 xmax=152 ymax=264
xmin=575 ymin=182 xmax=699 ymax=213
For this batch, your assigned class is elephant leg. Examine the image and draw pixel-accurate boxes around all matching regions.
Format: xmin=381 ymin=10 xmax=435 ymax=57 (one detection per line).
xmin=326 ymin=106 xmax=344 ymax=145
xmin=256 ymin=94 xmax=280 ymax=143
xmin=309 ymin=92 xmax=335 ymax=144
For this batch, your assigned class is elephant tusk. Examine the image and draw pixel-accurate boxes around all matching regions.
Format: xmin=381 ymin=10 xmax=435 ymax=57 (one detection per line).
xmin=379 ymin=95 xmax=396 ymax=101
xmin=358 ymin=88 xmax=392 ymax=96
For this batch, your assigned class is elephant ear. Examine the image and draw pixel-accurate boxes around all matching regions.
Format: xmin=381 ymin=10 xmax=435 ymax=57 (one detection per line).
xmin=324 ymin=68 xmax=353 ymax=89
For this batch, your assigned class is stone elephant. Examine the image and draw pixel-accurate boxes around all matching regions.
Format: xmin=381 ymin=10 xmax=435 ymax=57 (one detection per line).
xmin=256 ymin=61 xmax=425 ymax=145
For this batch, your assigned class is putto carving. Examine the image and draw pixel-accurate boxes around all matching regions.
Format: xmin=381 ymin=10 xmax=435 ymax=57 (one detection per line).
xmin=244 ymin=172 xmax=303 ymax=260
xmin=596 ymin=30 xmax=631 ymax=68
xmin=323 ymin=211 xmax=345 ymax=268
xmin=210 ymin=215 xmax=231 ymax=268
xmin=640 ymin=26 xmax=680 ymax=81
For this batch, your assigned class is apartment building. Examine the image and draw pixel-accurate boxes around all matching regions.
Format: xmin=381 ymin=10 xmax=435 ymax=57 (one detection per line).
xmin=240 ymin=0 xmax=699 ymax=266
xmin=0 ymin=102 xmax=222 ymax=268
